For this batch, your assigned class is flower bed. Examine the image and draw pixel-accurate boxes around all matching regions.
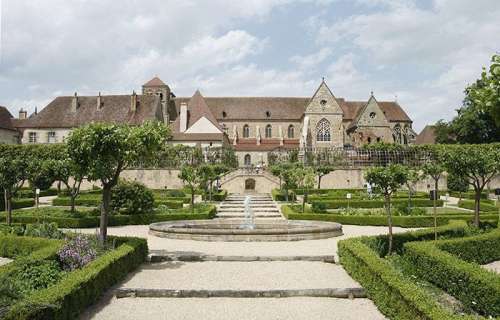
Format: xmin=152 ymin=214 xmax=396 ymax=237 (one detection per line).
xmin=0 ymin=234 xmax=147 ymax=319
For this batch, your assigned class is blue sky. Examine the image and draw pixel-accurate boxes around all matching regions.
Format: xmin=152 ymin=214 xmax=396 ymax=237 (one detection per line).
xmin=0 ymin=0 xmax=499 ymax=131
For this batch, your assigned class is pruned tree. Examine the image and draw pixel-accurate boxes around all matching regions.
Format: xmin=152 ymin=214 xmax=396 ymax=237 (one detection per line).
xmin=67 ymin=122 xmax=169 ymax=242
xmin=179 ymin=165 xmax=202 ymax=211
xmin=315 ymin=165 xmax=334 ymax=190
xmin=422 ymin=162 xmax=446 ymax=240
xmin=442 ymin=144 xmax=500 ymax=227
xmin=405 ymin=168 xmax=422 ymax=212
xmin=294 ymin=166 xmax=316 ymax=213
xmin=0 ymin=154 xmax=27 ymax=225
xmin=365 ymin=164 xmax=408 ymax=254
xmin=51 ymin=157 xmax=86 ymax=214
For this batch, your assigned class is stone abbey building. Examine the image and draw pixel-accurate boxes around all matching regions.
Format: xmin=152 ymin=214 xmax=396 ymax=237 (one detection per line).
xmin=2 ymin=77 xmax=416 ymax=166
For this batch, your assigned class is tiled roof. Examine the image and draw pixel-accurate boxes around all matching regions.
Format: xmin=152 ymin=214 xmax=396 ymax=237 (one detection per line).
xmin=0 ymin=106 xmax=16 ymax=131
xmin=172 ymin=91 xmax=223 ymax=133
xmin=416 ymin=125 xmax=436 ymax=144
xmin=17 ymin=94 xmax=162 ymax=128
xmin=143 ymin=77 xmax=167 ymax=87
xmin=173 ymin=97 xmax=411 ymax=122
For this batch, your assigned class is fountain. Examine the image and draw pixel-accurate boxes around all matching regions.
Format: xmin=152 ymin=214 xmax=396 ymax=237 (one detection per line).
xmin=239 ymin=195 xmax=255 ymax=230
xmin=149 ymin=194 xmax=343 ymax=242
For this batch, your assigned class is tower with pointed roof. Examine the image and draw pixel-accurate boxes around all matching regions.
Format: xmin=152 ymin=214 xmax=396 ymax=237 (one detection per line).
xmin=142 ymin=76 xmax=173 ymax=125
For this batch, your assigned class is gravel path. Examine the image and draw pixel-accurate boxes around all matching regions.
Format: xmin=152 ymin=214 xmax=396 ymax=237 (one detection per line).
xmin=120 ymin=261 xmax=361 ymax=290
xmin=70 ymin=224 xmax=414 ymax=259
xmin=483 ymin=261 xmax=500 ymax=273
xmin=0 ymin=257 xmax=12 ymax=266
xmin=80 ymin=297 xmax=386 ymax=320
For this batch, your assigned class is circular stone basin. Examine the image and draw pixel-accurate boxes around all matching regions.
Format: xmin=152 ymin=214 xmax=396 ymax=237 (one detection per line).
xmin=149 ymin=220 xmax=343 ymax=242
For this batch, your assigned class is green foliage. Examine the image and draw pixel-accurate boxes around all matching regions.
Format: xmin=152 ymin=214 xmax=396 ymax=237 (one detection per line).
xmin=311 ymin=198 xmax=443 ymax=209
xmin=404 ymin=230 xmax=500 ymax=317
xmin=201 ymin=189 xmax=228 ymax=202
xmin=337 ymin=221 xmax=473 ymax=320
xmin=0 ymin=198 xmax=35 ymax=211
xmin=447 ymin=172 xmax=469 ymax=193
xmin=2 ymin=236 xmax=147 ymax=320
xmin=165 ymin=189 xmax=186 ymax=198
xmin=24 ymin=223 xmax=64 ymax=239
xmin=458 ymin=199 xmax=497 ymax=212
xmin=26 ymin=159 xmax=56 ymax=192
xmin=110 ymin=180 xmax=154 ymax=215
xmin=14 ymin=259 xmax=63 ymax=295
xmin=271 ymin=189 xmax=296 ymax=202
xmin=365 ymin=164 xmax=409 ymax=196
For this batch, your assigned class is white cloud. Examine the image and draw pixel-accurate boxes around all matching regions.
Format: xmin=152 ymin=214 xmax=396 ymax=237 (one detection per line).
xmin=290 ymin=48 xmax=332 ymax=71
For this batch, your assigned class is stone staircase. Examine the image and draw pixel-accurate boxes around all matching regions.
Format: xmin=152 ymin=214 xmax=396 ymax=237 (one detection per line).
xmin=215 ymin=194 xmax=283 ymax=219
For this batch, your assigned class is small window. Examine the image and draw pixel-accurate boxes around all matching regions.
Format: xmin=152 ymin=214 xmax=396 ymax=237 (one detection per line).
xmin=367 ymin=137 xmax=372 ymax=144
xmin=222 ymin=111 xmax=227 ymax=118
xmin=287 ymin=125 xmax=294 ymax=139
xmin=48 ymin=131 xmax=57 ymax=143
xmin=244 ymin=154 xmax=251 ymax=166
xmin=28 ymin=132 xmax=37 ymax=143
xmin=265 ymin=125 xmax=272 ymax=138
xmin=266 ymin=111 xmax=271 ymax=118
xmin=369 ymin=112 xmax=376 ymax=119
xmin=376 ymin=137 xmax=381 ymax=143
xmin=320 ymin=99 xmax=327 ymax=106
xmin=243 ymin=124 xmax=250 ymax=138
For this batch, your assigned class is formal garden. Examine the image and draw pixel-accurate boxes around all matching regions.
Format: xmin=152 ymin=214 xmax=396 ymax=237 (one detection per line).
xmin=0 ymin=120 xmax=499 ymax=319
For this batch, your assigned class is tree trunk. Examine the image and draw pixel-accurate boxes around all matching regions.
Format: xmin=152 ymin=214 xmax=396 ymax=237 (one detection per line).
xmin=385 ymin=194 xmax=393 ymax=255
xmin=302 ymin=191 xmax=307 ymax=213
xmin=209 ymin=181 xmax=213 ymax=202
xmin=191 ymin=187 xmax=195 ymax=213
xmin=70 ymin=193 xmax=76 ymax=215
xmin=99 ymin=185 xmax=112 ymax=244
xmin=434 ymin=179 xmax=438 ymax=240
xmin=285 ymin=187 xmax=289 ymax=202
xmin=474 ymin=189 xmax=481 ymax=228
xmin=317 ymin=175 xmax=322 ymax=189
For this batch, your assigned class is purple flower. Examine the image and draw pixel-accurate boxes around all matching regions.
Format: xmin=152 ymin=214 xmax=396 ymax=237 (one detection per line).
xmin=58 ymin=235 xmax=97 ymax=271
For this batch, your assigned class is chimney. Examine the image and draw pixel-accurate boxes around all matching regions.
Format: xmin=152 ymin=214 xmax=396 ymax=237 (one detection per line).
xmin=130 ymin=91 xmax=137 ymax=112
xmin=19 ymin=108 xmax=27 ymax=120
xmin=97 ymin=92 xmax=102 ymax=110
xmin=179 ymin=102 xmax=188 ymax=132
xmin=71 ymin=92 xmax=78 ymax=113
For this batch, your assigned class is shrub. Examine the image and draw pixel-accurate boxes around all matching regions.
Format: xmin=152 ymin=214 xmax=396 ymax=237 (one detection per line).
xmin=404 ymin=231 xmax=500 ymax=317
xmin=271 ymin=189 xmax=296 ymax=201
xmin=153 ymin=199 xmax=183 ymax=209
xmin=458 ymin=199 xmax=497 ymax=212
xmin=57 ymin=235 xmax=97 ymax=271
xmin=0 ymin=198 xmax=35 ymax=211
xmin=311 ymin=201 xmax=328 ymax=213
xmin=202 ymin=189 xmax=228 ymax=201
xmin=110 ymin=181 xmax=154 ymax=215
xmin=165 ymin=189 xmax=185 ymax=197
xmin=312 ymin=198 xmax=443 ymax=209
xmin=14 ymin=259 xmax=63 ymax=295
xmin=24 ymin=222 xmax=64 ymax=239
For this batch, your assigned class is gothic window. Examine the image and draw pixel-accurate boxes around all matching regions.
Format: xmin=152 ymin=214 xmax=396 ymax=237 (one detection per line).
xmin=367 ymin=137 xmax=372 ymax=144
xmin=287 ymin=125 xmax=295 ymax=138
xmin=316 ymin=118 xmax=331 ymax=142
xmin=243 ymin=124 xmax=250 ymax=138
xmin=244 ymin=154 xmax=251 ymax=166
xmin=265 ymin=125 xmax=272 ymax=138
xmin=393 ymin=124 xmax=401 ymax=144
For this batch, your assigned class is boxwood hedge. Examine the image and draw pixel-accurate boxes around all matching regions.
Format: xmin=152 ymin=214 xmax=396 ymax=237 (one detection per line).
xmin=404 ymin=230 xmax=500 ymax=317
xmin=2 ymin=235 xmax=147 ymax=320
xmin=311 ymin=198 xmax=444 ymax=209
xmin=337 ymin=221 xmax=484 ymax=320
xmin=458 ymin=199 xmax=498 ymax=212
xmin=0 ymin=198 xmax=36 ymax=211
xmin=53 ymin=196 xmax=184 ymax=209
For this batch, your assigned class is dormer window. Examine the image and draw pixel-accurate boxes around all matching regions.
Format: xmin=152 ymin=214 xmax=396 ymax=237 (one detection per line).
xmin=266 ymin=111 xmax=271 ymax=118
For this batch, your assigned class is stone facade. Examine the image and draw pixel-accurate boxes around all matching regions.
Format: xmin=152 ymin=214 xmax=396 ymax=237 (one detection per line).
xmin=0 ymin=128 xmax=18 ymax=144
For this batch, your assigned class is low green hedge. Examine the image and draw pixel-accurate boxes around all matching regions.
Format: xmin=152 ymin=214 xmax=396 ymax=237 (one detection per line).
xmin=448 ymin=190 xmax=489 ymax=200
xmin=404 ymin=230 xmax=500 ymax=317
xmin=436 ymin=229 xmax=500 ymax=264
xmin=3 ymin=236 xmax=147 ymax=320
xmin=54 ymin=196 xmax=185 ymax=209
xmin=0 ymin=198 xmax=36 ymax=211
xmin=0 ymin=235 xmax=62 ymax=263
xmin=162 ymin=196 xmax=191 ymax=204
xmin=202 ymin=190 xmax=228 ymax=202
xmin=312 ymin=198 xmax=444 ymax=209
xmin=271 ymin=189 xmax=296 ymax=202
xmin=282 ymin=205 xmax=498 ymax=228
xmin=17 ymin=188 xmax=59 ymax=198
xmin=458 ymin=199 xmax=498 ymax=212
xmin=337 ymin=221 xmax=480 ymax=320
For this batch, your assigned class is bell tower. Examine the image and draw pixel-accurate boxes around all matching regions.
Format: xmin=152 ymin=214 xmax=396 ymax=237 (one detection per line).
xmin=142 ymin=76 xmax=172 ymax=124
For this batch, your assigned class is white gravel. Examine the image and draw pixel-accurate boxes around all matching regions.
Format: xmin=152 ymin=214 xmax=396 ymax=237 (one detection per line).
xmin=120 ymin=261 xmax=361 ymax=290
xmin=80 ymin=297 xmax=387 ymax=320
xmin=0 ymin=257 xmax=12 ymax=266
xmin=69 ymin=224 xmax=414 ymax=259
xmin=483 ymin=261 xmax=500 ymax=273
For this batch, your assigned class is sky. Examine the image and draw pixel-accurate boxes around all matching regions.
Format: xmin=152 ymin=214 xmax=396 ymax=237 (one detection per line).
xmin=0 ymin=0 xmax=499 ymax=132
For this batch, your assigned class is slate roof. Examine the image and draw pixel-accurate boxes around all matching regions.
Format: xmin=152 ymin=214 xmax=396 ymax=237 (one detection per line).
xmin=172 ymin=91 xmax=223 ymax=133
xmin=0 ymin=106 xmax=16 ymax=131
xmin=143 ymin=77 xmax=167 ymax=87
xmin=17 ymin=94 xmax=162 ymax=128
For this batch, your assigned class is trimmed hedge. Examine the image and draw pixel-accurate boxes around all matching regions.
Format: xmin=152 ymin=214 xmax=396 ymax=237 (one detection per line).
xmin=458 ymin=199 xmax=498 ymax=212
xmin=282 ymin=205 xmax=499 ymax=228
xmin=271 ymin=189 xmax=296 ymax=202
xmin=448 ymin=190 xmax=489 ymax=200
xmin=0 ymin=205 xmax=217 ymax=228
xmin=0 ymin=198 xmax=36 ymax=211
xmin=53 ymin=196 xmax=184 ymax=209
xmin=3 ymin=236 xmax=147 ymax=320
xmin=202 ymin=190 xmax=228 ymax=202
xmin=404 ymin=230 xmax=500 ymax=317
xmin=311 ymin=198 xmax=444 ymax=209
xmin=337 ymin=221 xmax=480 ymax=320
xmin=436 ymin=229 xmax=500 ymax=264
xmin=154 ymin=199 xmax=184 ymax=209
xmin=17 ymin=188 xmax=59 ymax=198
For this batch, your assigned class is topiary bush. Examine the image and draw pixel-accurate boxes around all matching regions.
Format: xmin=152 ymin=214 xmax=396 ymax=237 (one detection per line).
xmin=110 ymin=181 xmax=154 ymax=215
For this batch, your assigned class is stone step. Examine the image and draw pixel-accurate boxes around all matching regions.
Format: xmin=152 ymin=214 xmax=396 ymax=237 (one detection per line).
xmin=115 ymin=288 xmax=366 ymax=299
xmin=147 ymin=252 xmax=336 ymax=263
xmin=116 ymin=261 xmax=361 ymax=292
xmin=215 ymin=214 xmax=283 ymax=219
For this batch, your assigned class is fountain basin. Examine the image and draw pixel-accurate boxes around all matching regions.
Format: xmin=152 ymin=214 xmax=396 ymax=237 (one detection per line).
xmin=149 ymin=220 xmax=343 ymax=242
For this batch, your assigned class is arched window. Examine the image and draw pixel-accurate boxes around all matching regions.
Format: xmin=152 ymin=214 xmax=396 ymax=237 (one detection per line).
xmin=244 ymin=154 xmax=251 ymax=166
xmin=393 ymin=124 xmax=401 ymax=144
xmin=288 ymin=125 xmax=294 ymax=138
xmin=316 ymin=118 xmax=331 ymax=142
xmin=367 ymin=137 xmax=372 ymax=144
xmin=265 ymin=125 xmax=272 ymax=138
xmin=243 ymin=124 xmax=250 ymax=138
